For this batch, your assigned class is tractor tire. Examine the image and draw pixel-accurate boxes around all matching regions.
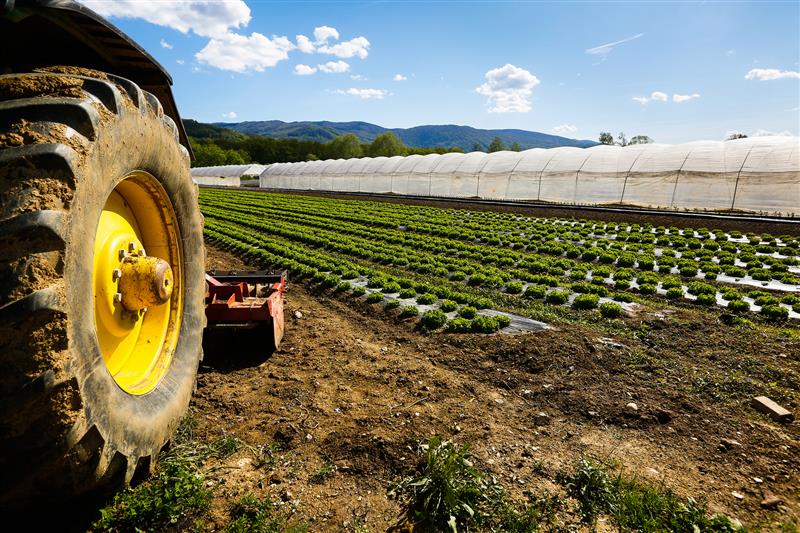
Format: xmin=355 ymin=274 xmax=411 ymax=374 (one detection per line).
xmin=0 ymin=68 xmax=205 ymax=509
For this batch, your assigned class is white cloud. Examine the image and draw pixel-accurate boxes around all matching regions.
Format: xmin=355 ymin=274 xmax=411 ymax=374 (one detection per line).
xmin=475 ymin=64 xmax=540 ymax=113
xmin=586 ymin=33 xmax=644 ymax=55
xmin=334 ymin=88 xmax=388 ymax=99
xmin=632 ymin=90 xmax=668 ymax=105
xmin=318 ymin=60 xmax=350 ymax=74
xmin=294 ymin=64 xmax=317 ymax=76
xmin=176 ymin=59 xmax=185 ymax=65
xmin=79 ymin=0 xmax=251 ymax=38
xmin=222 ymin=111 xmax=237 ymax=119
xmin=195 ymin=32 xmax=294 ymax=73
xmin=317 ymin=36 xmax=370 ymax=59
xmin=313 ymin=26 xmax=339 ymax=43
xmin=745 ymin=68 xmax=800 ymax=81
xmin=350 ymin=74 xmax=367 ymax=81
xmin=393 ymin=74 xmax=407 ymax=81
xmin=296 ymin=34 xmax=315 ymax=53
xmin=673 ymin=93 xmax=701 ymax=103
xmin=552 ymin=124 xmax=578 ymax=135
xmin=160 ymin=38 xmax=173 ymax=49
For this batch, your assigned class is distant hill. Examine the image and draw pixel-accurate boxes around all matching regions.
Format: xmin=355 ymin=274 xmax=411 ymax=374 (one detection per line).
xmin=211 ymin=120 xmax=597 ymax=151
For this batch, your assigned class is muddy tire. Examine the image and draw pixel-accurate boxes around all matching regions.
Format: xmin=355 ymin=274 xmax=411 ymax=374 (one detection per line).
xmin=0 ymin=70 xmax=205 ymax=509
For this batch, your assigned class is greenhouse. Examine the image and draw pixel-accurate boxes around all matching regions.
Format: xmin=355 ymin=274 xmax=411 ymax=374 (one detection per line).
xmin=191 ymin=164 xmax=266 ymax=187
xmin=259 ymin=136 xmax=800 ymax=215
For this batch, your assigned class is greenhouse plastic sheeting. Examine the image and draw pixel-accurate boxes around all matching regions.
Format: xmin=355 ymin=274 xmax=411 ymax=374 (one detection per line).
xmin=192 ymin=164 xmax=266 ymax=178
xmin=259 ymin=136 xmax=800 ymax=215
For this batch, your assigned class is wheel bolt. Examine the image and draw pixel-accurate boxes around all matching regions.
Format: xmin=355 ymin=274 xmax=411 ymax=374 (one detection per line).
xmin=118 ymin=249 xmax=127 ymax=260
xmin=112 ymin=269 xmax=122 ymax=281
xmin=128 ymin=242 xmax=137 ymax=253
xmin=114 ymin=292 xmax=123 ymax=303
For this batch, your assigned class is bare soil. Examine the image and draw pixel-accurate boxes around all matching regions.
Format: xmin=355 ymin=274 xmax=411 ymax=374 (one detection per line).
xmin=193 ymin=243 xmax=800 ymax=531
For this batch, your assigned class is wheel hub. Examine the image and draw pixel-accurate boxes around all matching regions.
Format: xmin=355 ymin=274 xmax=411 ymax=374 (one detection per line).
xmin=92 ymin=171 xmax=183 ymax=395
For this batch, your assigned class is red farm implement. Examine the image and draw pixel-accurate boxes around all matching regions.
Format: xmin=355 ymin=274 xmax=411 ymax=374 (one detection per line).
xmin=204 ymin=270 xmax=287 ymax=353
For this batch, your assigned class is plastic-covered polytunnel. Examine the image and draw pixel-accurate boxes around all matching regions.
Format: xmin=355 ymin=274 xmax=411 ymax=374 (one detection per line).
xmin=259 ymin=136 xmax=800 ymax=215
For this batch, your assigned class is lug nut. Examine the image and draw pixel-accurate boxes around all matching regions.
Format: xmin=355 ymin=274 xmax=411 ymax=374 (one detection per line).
xmin=118 ymin=249 xmax=127 ymax=260
xmin=114 ymin=292 xmax=123 ymax=303
xmin=128 ymin=242 xmax=137 ymax=253
xmin=112 ymin=269 xmax=122 ymax=281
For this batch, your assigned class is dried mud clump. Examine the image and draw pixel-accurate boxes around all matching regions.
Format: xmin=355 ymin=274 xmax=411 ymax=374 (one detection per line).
xmin=0 ymin=74 xmax=84 ymax=101
xmin=36 ymin=66 xmax=110 ymax=81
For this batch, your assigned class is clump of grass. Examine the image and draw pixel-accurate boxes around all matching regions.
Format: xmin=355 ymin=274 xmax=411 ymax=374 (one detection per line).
xmin=390 ymin=437 xmax=563 ymax=532
xmin=93 ymin=415 xmax=243 ymax=531
xmin=226 ymin=494 xmax=308 ymax=533
xmin=389 ymin=437 xmax=504 ymax=532
xmin=93 ymin=460 xmax=210 ymax=532
xmin=309 ymin=462 xmax=337 ymax=484
xmin=560 ymin=458 xmax=743 ymax=531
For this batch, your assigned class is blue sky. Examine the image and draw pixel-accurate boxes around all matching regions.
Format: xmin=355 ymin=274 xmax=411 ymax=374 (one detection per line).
xmin=81 ymin=1 xmax=799 ymax=143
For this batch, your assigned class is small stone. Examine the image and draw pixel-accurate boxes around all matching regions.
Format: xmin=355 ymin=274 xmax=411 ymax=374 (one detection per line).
xmin=305 ymin=433 xmax=313 ymax=441
xmin=626 ymin=402 xmax=639 ymax=412
xmin=534 ymin=412 xmax=550 ymax=426
xmin=293 ymin=311 xmax=303 ymax=319
xmin=494 ymin=398 xmax=505 ymax=405
xmin=719 ymin=438 xmax=742 ymax=451
xmin=731 ymin=491 xmax=744 ymax=500
xmin=753 ymin=477 xmax=763 ymax=484
xmin=760 ymin=488 xmax=783 ymax=509
xmin=453 ymin=425 xmax=462 ymax=433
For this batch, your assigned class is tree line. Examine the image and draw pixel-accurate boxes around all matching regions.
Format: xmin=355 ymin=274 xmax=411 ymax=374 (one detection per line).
xmin=190 ymin=131 xmax=464 ymax=167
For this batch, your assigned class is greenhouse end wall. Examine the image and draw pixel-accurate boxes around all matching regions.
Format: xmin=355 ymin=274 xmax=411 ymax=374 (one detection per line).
xmin=258 ymin=137 xmax=800 ymax=216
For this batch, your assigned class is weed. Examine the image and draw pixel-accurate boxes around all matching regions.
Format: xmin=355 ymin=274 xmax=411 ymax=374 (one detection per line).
xmin=93 ymin=414 xmax=244 ymax=531
xmin=390 ymin=437 xmax=504 ymax=532
xmin=498 ymin=492 xmax=563 ymax=532
xmin=560 ymin=458 xmax=616 ymax=522
xmin=93 ymin=458 xmax=211 ymax=531
xmin=252 ymin=442 xmax=282 ymax=470
xmin=560 ymin=458 xmax=743 ymax=531
xmin=309 ymin=462 xmax=337 ymax=484
xmin=226 ymin=494 xmax=308 ymax=533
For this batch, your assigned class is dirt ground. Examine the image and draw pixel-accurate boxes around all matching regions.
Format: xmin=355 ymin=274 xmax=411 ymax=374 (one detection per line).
xmin=194 ymin=243 xmax=799 ymax=531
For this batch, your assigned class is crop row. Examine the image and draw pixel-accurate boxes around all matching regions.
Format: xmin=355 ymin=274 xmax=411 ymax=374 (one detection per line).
xmin=200 ymin=189 xmax=800 ymax=323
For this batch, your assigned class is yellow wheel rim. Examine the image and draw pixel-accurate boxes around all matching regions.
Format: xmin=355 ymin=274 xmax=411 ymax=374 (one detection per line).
xmin=92 ymin=171 xmax=183 ymax=395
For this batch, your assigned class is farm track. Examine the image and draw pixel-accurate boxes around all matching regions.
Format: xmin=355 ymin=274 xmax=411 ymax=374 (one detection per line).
xmin=202 ymin=185 xmax=800 ymax=237
xmin=182 ymin=243 xmax=800 ymax=530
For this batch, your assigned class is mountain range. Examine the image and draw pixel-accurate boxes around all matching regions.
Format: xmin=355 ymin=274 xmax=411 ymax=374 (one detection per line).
xmin=210 ymin=120 xmax=597 ymax=151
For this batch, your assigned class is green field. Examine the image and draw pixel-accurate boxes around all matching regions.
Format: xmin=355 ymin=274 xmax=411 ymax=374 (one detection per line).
xmin=200 ymin=189 xmax=800 ymax=328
